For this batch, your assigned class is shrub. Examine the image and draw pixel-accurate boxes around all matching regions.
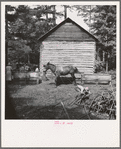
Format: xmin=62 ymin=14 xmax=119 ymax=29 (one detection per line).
xmin=94 ymin=60 xmax=105 ymax=73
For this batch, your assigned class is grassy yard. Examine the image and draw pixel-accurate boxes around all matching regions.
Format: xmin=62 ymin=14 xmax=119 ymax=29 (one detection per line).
xmin=5 ymin=71 xmax=116 ymax=120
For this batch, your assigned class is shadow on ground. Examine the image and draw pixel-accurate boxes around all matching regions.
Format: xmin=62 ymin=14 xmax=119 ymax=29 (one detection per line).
xmin=48 ymin=77 xmax=74 ymax=85
xmin=5 ymin=88 xmax=18 ymax=119
xmin=5 ymin=79 xmax=113 ymax=120
xmin=5 ymin=97 xmax=104 ymax=120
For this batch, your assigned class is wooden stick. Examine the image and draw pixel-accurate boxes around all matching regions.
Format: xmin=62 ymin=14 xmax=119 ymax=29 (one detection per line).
xmin=61 ymin=101 xmax=70 ymax=119
xmin=83 ymin=104 xmax=91 ymax=119
xmin=69 ymin=97 xmax=80 ymax=106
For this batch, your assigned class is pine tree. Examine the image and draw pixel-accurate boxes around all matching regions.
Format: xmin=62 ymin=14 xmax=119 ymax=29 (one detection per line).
xmin=6 ymin=5 xmax=64 ymax=65
xmin=75 ymin=5 xmax=116 ymax=71
xmin=90 ymin=5 xmax=116 ymax=71
xmin=5 ymin=5 xmax=18 ymax=65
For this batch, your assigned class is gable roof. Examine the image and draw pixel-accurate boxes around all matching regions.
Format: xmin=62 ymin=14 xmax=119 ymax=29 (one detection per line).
xmin=38 ymin=17 xmax=98 ymax=41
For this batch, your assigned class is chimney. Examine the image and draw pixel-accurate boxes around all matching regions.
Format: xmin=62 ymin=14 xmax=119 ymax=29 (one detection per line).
xmin=64 ymin=5 xmax=67 ymax=19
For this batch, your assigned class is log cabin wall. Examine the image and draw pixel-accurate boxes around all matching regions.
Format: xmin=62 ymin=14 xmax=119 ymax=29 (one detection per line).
xmin=39 ymin=18 xmax=97 ymax=76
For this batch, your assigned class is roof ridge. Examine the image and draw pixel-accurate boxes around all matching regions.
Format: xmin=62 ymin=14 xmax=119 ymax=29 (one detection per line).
xmin=38 ymin=17 xmax=98 ymax=41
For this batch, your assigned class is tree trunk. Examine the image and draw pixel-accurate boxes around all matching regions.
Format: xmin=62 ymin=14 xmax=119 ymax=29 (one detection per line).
xmin=53 ymin=5 xmax=56 ymax=25
xmin=106 ymin=61 xmax=108 ymax=72
xmin=28 ymin=53 xmax=30 ymax=64
xmin=105 ymin=52 xmax=108 ymax=72
xmin=46 ymin=6 xmax=48 ymax=21
xmin=106 ymin=34 xmax=108 ymax=72
xmin=103 ymin=51 xmax=105 ymax=62
xmin=96 ymin=49 xmax=101 ymax=61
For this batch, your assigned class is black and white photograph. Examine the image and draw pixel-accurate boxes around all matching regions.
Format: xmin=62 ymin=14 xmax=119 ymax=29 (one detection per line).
xmin=1 ymin=1 xmax=120 ymax=148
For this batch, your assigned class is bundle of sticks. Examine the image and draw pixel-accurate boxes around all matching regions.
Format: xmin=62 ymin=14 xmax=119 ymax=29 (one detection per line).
xmin=69 ymin=85 xmax=91 ymax=106
xmin=89 ymin=89 xmax=116 ymax=119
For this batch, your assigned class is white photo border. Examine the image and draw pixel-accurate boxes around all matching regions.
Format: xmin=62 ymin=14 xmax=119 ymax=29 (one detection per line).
xmin=1 ymin=1 xmax=120 ymax=148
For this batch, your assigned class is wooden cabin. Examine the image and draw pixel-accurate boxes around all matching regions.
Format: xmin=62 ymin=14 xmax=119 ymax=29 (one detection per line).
xmin=38 ymin=17 xmax=98 ymax=76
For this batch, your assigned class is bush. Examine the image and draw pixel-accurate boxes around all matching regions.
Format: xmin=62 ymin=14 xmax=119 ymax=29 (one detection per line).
xmin=94 ymin=60 xmax=105 ymax=73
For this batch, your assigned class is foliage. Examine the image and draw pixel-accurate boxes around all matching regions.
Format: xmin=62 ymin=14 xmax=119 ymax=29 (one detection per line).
xmin=8 ymin=39 xmax=31 ymax=63
xmin=74 ymin=5 xmax=95 ymax=27
xmin=94 ymin=60 xmax=105 ymax=73
xmin=7 ymin=5 xmax=116 ymax=71
xmin=75 ymin=5 xmax=116 ymax=71
xmin=6 ymin=5 xmax=64 ymax=66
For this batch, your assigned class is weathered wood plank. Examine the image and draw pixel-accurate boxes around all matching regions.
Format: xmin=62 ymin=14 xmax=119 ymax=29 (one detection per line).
xmin=42 ymin=49 xmax=95 ymax=53
xmin=43 ymin=43 xmax=95 ymax=49
xmin=42 ymin=54 xmax=95 ymax=57
xmin=43 ymin=41 xmax=95 ymax=44
xmin=82 ymin=74 xmax=111 ymax=84
xmin=48 ymin=33 xmax=90 ymax=37
xmin=40 ymin=40 xmax=96 ymax=75
xmin=42 ymin=54 xmax=94 ymax=56
xmin=45 ymin=38 xmax=95 ymax=41
xmin=44 ymin=22 xmax=95 ymax=41
xmin=50 ymin=22 xmax=88 ymax=33
xmin=42 ymin=50 xmax=95 ymax=53
xmin=43 ymin=42 xmax=95 ymax=45
xmin=42 ymin=61 xmax=94 ymax=64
